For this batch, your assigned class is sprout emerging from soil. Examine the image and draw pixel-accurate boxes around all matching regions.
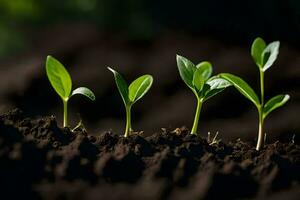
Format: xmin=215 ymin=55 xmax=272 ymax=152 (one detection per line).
xmin=176 ymin=55 xmax=231 ymax=135
xmin=219 ymin=37 xmax=290 ymax=150
xmin=46 ymin=56 xmax=96 ymax=127
xmin=108 ymin=67 xmax=153 ymax=137
xmin=207 ymin=131 xmax=221 ymax=145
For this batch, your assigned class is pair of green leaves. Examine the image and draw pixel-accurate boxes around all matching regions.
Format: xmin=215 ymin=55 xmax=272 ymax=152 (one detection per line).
xmin=107 ymin=67 xmax=153 ymax=107
xmin=46 ymin=56 xmax=96 ymax=102
xmin=219 ymin=74 xmax=289 ymax=119
xmin=219 ymin=37 xmax=289 ymax=120
xmin=176 ymin=55 xmax=230 ymax=101
xmin=251 ymin=37 xmax=280 ymax=72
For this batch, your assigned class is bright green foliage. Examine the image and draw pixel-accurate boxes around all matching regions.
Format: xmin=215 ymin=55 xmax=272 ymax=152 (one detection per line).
xmin=71 ymin=87 xmax=96 ymax=100
xmin=220 ymin=73 xmax=260 ymax=107
xmin=176 ymin=55 xmax=231 ymax=135
xmin=46 ymin=56 xmax=96 ymax=127
xmin=220 ymin=37 xmax=289 ymax=150
xmin=46 ymin=56 xmax=72 ymax=100
xmin=251 ymin=37 xmax=266 ymax=68
xmin=263 ymin=94 xmax=290 ymax=119
xmin=128 ymin=75 xmax=153 ymax=103
xmin=251 ymin=37 xmax=280 ymax=71
xmin=108 ymin=67 xmax=153 ymax=137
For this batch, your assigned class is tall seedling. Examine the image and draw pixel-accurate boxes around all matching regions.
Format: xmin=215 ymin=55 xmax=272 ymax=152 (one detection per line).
xmin=46 ymin=56 xmax=96 ymax=127
xmin=220 ymin=38 xmax=290 ymax=150
xmin=177 ymin=55 xmax=231 ymax=135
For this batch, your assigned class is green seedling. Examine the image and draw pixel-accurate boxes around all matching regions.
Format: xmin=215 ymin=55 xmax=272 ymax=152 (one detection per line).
xmin=46 ymin=55 xmax=96 ymax=127
xmin=219 ymin=37 xmax=290 ymax=150
xmin=108 ymin=67 xmax=153 ymax=137
xmin=176 ymin=55 xmax=231 ymax=135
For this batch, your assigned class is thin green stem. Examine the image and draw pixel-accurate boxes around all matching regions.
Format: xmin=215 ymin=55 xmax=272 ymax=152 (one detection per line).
xmin=63 ymin=99 xmax=68 ymax=127
xmin=124 ymin=105 xmax=132 ymax=137
xmin=191 ymin=98 xmax=203 ymax=135
xmin=260 ymin=70 xmax=264 ymax=105
xmin=256 ymin=70 xmax=265 ymax=150
xmin=256 ymin=107 xmax=264 ymax=150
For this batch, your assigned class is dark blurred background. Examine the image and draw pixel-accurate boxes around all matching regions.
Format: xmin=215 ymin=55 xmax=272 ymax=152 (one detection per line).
xmin=0 ymin=0 xmax=299 ymax=142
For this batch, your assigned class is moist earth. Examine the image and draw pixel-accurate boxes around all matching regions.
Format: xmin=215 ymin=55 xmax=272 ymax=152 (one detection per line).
xmin=0 ymin=109 xmax=299 ymax=200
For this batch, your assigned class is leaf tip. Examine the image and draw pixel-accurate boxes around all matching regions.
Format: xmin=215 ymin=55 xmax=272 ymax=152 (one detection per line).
xmin=46 ymin=55 xmax=57 ymax=63
xmin=46 ymin=55 xmax=52 ymax=65
xmin=88 ymin=89 xmax=96 ymax=101
xmin=272 ymin=41 xmax=280 ymax=50
xmin=176 ymin=54 xmax=183 ymax=61
xmin=253 ymin=37 xmax=265 ymax=44
xmin=255 ymin=37 xmax=263 ymax=40
xmin=148 ymin=74 xmax=154 ymax=80
xmin=284 ymin=94 xmax=290 ymax=101
xmin=46 ymin=55 xmax=52 ymax=60
xmin=107 ymin=67 xmax=114 ymax=73
xmin=148 ymin=75 xmax=154 ymax=85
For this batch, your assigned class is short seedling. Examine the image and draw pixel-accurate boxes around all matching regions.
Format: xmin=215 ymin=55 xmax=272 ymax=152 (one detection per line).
xmin=176 ymin=55 xmax=231 ymax=135
xmin=46 ymin=56 xmax=96 ymax=127
xmin=219 ymin=37 xmax=290 ymax=150
xmin=207 ymin=131 xmax=221 ymax=145
xmin=108 ymin=67 xmax=153 ymax=137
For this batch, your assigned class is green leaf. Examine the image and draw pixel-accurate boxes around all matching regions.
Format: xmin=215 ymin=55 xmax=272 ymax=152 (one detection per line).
xmin=46 ymin=55 xmax=72 ymax=100
xmin=176 ymin=55 xmax=196 ymax=89
xmin=251 ymin=37 xmax=266 ymax=68
xmin=192 ymin=68 xmax=205 ymax=92
xmin=195 ymin=61 xmax=213 ymax=80
xmin=108 ymin=67 xmax=129 ymax=105
xmin=262 ymin=41 xmax=280 ymax=71
xmin=128 ymin=75 xmax=153 ymax=103
xmin=207 ymin=76 xmax=231 ymax=90
xmin=263 ymin=94 xmax=289 ymax=119
xmin=219 ymin=73 xmax=260 ymax=107
xmin=203 ymin=77 xmax=231 ymax=101
xmin=71 ymin=87 xmax=96 ymax=101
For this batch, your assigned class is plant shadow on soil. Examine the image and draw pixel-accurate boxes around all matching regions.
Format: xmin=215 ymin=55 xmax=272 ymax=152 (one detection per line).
xmin=0 ymin=109 xmax=300 ymax=200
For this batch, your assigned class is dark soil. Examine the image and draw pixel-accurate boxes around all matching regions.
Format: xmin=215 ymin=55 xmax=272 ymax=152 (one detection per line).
xmin=0 ymin=109 xmax=299 ymax=200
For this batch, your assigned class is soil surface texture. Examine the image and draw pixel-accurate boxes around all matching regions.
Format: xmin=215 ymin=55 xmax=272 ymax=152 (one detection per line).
xmin=0 ymin=109 xmax=299 ymax=200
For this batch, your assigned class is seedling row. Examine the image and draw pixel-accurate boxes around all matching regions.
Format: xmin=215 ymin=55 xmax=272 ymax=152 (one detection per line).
xmin=45 ymin=37 xmax=289 ymax=151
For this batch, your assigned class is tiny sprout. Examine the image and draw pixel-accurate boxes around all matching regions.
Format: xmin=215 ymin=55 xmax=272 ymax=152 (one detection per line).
xmin=108 ymin=67 xmax=153 ymax=137
xmin=207 ymin=131 xmax=221 ymax=145
xmin=219 ymin=37 xmax=290 ymax=150
xmin=46 ymin=56 xmax=96 ymax=127
xmin=72 ymin=115 xmax=86 ymax=132
xmin=291 ymin=134 xmax=295 ymax=144
xmin=176 ymin=55 xmax=230 ymax=135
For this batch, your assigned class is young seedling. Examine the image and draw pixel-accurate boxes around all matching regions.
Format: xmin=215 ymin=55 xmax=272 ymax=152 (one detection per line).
xmin=176 ymin=55 xmax=231 ymax=135
xmin=219 ymin=37 xmax=290 ymax=150
xmin=108 ymin=67 xmax=153 ymax=137
xmin=46 ymin=55 xmax=96 ymax=127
